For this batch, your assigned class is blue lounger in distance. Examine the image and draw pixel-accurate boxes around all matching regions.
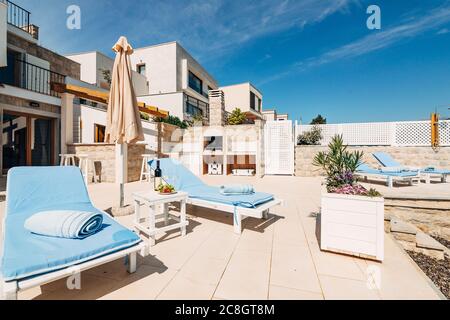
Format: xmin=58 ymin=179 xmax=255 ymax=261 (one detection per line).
xmin=373 ymin=152 xmax=449 ymax=183
xmin=355 ymin=164 xmax=420 ymax=188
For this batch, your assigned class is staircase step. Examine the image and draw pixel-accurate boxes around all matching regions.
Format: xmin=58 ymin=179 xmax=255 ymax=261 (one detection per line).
xmin=390 ymin=218 xmax=418 ymax=235
xmin=416 ymin=232 xmax=446 ymax=251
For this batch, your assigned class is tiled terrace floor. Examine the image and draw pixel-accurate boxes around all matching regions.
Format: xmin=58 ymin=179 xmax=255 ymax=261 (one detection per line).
xmin=0 ymin=175 xmax=444 ymax=300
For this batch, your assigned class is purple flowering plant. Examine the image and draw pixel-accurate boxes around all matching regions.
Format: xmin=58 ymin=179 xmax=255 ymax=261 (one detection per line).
xmin=313 ymin=135 xmax=381 ymax=197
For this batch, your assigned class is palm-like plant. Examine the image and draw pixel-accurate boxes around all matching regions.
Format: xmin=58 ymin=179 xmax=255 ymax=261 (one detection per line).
xmin=313 ymin=135 xmax=363 ymax=190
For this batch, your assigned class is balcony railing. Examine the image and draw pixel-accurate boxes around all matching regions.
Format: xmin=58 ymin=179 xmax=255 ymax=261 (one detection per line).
xmin=5 ymin=0 xmax=32 ymax=35
xmin=0 ymin=59 xmax=66 ymax=97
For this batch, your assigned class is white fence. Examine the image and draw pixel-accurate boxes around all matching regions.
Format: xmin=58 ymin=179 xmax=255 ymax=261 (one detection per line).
xmin=295 ymin=120 xmax=450 ymax=147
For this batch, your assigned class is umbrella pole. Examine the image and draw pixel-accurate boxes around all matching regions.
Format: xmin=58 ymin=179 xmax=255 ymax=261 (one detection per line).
xmin=116 ymin=143 xmax=127 ymax=208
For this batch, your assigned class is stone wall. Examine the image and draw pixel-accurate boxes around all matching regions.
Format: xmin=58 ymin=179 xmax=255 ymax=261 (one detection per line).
xmin=295 ymin=145 xmax=450 ymax=177
xmin=8 ymin=32 xmax=80 ymax=78
xmin=127 ymin=143 xmax=146 ymax=182
xmin=67 ymin=143 xmax=145 ymax=183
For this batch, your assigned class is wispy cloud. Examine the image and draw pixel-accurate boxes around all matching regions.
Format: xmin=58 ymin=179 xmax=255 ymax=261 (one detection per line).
xmin=260 ymin=4 xmax=450 ymax=85
xmin=17 ymin=0 xmax=356 ymax=59
xmin=437 ymin=27 xmax=450 ymax=34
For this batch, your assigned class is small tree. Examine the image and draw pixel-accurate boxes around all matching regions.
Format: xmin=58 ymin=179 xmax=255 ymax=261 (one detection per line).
xmin=99 ymin=69 xmax=112 ymax=86
xmin=227 ymin=108 xmax=246 ymax=125
xmin=310 ymin=114 xmax=326 ymax=125
xmin=297 ymin=125 xmax=322 ymax=145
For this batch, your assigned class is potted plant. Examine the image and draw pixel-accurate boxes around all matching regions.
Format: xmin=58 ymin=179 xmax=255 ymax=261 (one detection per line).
xmin=313 ymin=135 xmax=384 ymax=261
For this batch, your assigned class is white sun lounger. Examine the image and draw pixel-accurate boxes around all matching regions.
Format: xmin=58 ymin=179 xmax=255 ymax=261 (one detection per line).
xmin=149 ymin=158 xmax=283 ymax=234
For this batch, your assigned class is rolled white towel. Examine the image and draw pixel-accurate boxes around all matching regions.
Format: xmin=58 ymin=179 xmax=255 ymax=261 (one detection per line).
xmin=25 ymin=210 xmax=104 ymax=239
xmin=220 ymin=184 xmax=255 ymax=195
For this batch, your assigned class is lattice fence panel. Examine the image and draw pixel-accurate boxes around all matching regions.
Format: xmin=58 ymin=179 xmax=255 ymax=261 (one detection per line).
xmin=439 ymin=120 xmax=450 ymax=146
xmin=297 ymin=122 xmax=392 ymax=146
xmin=296 ymin=120 xmax=450 ymax=147
xmin=394 ymin=121 xmax=431 ymax=146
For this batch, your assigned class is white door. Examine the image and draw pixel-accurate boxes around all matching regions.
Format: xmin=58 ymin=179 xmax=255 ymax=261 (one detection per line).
xmin=264 ymin=120 xmax=294 ymax=175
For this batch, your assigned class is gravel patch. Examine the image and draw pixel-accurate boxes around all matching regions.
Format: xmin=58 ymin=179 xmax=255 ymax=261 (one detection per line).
xmin=431 ymin=235 xmax=450 ymax=250
xmin=406 ymin=250 xmax=449 ymax=299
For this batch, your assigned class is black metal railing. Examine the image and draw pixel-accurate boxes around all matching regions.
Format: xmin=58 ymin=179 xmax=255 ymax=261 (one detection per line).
xmin=5 ymin=0 xmax=32 ymax=35
xmin=0 ymin=59 xmax=66 ymax=97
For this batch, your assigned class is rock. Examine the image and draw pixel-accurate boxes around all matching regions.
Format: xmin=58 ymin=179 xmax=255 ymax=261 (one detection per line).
xmin=416 ymin=232 xmax=446 ymax=251
xmin=393 ymin=232 xmax=417 ymax=243
xmin=390 ymin=218 xmax=418 ymax=235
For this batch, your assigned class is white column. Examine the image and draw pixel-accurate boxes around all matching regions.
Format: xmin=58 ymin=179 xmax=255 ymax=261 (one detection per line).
xmin=0 ymin=2 xmax=7 ymax=68
xmin=181 ymin=59 xmax=188 ymax=90
xmin=60 ymin=93 xmax=75 ymax=154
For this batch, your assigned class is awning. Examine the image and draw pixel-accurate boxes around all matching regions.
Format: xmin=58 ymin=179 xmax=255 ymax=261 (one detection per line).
xmin=51 ymin=82 xmax=169 ymax=118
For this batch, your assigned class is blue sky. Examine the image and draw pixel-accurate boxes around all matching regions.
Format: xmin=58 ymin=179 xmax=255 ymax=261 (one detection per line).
xmin=15 ymin=0 xmax=450 ymax=123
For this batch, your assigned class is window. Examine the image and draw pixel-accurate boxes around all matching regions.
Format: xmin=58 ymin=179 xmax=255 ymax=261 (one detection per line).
xmin=250 ymin=92 xmax=256 ymax=110
xmin=250 ymin=92 xmax=261 ymax=112
xmin=94 ymin=124 xmax=106 ymax=143
xmin=185 ymin=94 xmax=209 ymax=118
xmin=188 ymin=71 xmax=203 ymax=95
xmin=137 ymin=64 xmax=146 ymax=76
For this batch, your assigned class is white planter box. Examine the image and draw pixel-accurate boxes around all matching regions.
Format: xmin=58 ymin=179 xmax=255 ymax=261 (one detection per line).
xmin=320 ymin=192 xmax=384 ymax=261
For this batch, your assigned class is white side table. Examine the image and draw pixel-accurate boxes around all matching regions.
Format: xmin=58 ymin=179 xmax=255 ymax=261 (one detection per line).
xmin=133 ymin=191 xmax=189 ymax=246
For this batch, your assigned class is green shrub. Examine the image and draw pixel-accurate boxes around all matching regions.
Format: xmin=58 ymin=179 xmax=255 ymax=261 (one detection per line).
xmin=227 ymin=108 xmax=247 ymax=125
xmin=153 ymin=115 xmax=188 ymax=129
xmin=297 ymin=126 xmax=322 ymax=145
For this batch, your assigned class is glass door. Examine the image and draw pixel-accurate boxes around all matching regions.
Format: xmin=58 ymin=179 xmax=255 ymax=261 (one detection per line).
xmin=2 ymin=111 xmax=54 ymax=174
xmin=31 ymin=118 xmax=52 ymax=166
xmin=2 ymin=113 xmax=28 ymax=173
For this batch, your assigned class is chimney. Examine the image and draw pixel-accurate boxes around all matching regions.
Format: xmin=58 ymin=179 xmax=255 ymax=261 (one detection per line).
xmin=208 ymin=90 xmax=226 ymax=126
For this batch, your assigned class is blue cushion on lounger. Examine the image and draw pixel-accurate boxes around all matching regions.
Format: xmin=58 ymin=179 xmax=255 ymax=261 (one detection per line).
xmin=0 ymin=167 xmax=141 ymax=282
xmin=149 ymin=158 xmax=274 ymax=208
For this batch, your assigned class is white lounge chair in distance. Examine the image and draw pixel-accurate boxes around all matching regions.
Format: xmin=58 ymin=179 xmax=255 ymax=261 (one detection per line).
xmin=149 ymin=158 xmax=283 ymax=234
xmin=373 ymin=152 xmax=450 ymax=184
xmin=355 ymin=164 xmax=420 ymax=188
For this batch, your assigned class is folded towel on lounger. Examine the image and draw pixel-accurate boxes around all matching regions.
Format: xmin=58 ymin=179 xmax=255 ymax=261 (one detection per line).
xmin=380 ymin=167 xmax=408 ymax=173
xmin=25 ymin=210 xmax=104 ymax=239
xmin=220 ymin=184 xmax=255 ymax=195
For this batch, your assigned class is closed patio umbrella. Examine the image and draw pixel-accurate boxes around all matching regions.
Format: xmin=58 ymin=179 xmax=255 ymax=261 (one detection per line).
xmin=105 ymin=36 xmax=144 ymax=207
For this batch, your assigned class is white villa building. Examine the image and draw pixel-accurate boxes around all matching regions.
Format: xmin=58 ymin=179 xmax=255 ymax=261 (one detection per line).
xmin=66 ymin=41 xmax=218 ymax=123
xmin=219 ymin=82 xmax=264 ymax=121
xmin=262 ymin=109 xmax=289 ymax=121
xmin=0 ymin=1 xmax=81 ymax=173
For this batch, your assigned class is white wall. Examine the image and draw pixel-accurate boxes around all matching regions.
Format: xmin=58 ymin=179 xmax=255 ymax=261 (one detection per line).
xmin=131 ymin=42 xmax=178 ymax=94
xmin=177 ymin=44 xmax=218 ymax=96
xmin=66 ymin=52 xmax=98 ymax=85
xmin=76 ymin=104 xmax=158 ymax=152
xmin=66 ymin=51 xmax=149 ymax=95
xmin=138 ymin=92 xmax=184 ymax=119
xmin=77 ymin=104 xmax=107 ymax=143
xmin=0 ymin=2 xmax=6 ymax=67
xmin=220 ymin=83 xmax=263 ymax=114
